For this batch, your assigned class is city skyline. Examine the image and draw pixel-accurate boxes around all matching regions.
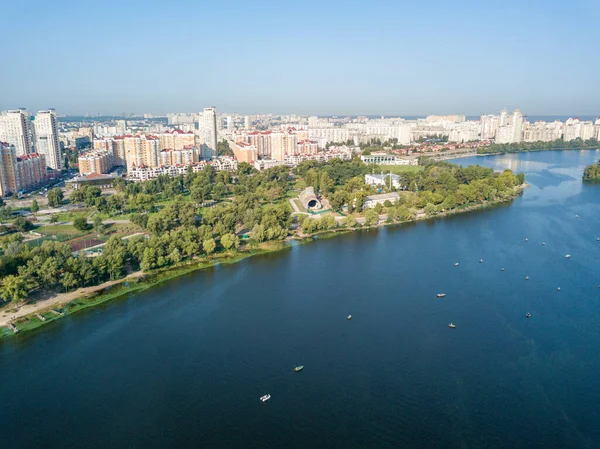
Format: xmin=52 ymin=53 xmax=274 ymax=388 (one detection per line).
xmin=2 ymin=0 xmax=599 ymax=115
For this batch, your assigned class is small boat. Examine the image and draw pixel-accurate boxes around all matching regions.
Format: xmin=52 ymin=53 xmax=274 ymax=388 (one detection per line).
xmin=448 ymin=323 xmax=456 ymax=328
xmin=565 ymin=254 xmax=571 ymax=259
xmin=525 ymin=276 xmax=529 ymax=280
xmin=437 ymin=293 xmax=446 ymax=298
xmin=542 ymin=242 xmax=546 ymax=246
xmin=525 ymin=238 xmax=528 ymax=242
xmin=294 ymin=366 xmax=304 ymax=372
xmin=347 ymin=315 xmax=352 ymax=320
xmin=479 ymin=259 xmax=484 ymax=263
xmin=501 ymin=268 xmax=505 ymax=271
xmin=454 ymin=262 xmax=459 ymax=267
xmin=596 ymin=237 xmax=599 ymax=241
xmin=525 ymin=313 xmax=531 ymax=318
xmin=260 ymin=394 xmax=271 ymax=402
xmin=575 ymin=214 xmax=579 ymax=218
xmin=557 ymin=287 xmax=561 ymax=291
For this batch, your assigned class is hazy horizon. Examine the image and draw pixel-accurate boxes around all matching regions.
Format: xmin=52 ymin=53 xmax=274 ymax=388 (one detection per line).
xmin=2 ymin=0 xmax=599 ymax=115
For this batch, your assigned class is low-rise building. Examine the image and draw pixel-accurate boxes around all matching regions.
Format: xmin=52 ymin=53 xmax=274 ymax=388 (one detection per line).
xmin=127 ymin=157 xmax=238 ymax=181
xmin=365 ymin=173 xmax=401 ymax=189
xmin=66 ymin=173 xmax=121 ymax=190
xmin=361 ymin=153 xmax=418 ymax=166
xmin=254 ymin=159 xmax=286 ymax=171
xmin=363 ymin=192 xmax=400 ymax=209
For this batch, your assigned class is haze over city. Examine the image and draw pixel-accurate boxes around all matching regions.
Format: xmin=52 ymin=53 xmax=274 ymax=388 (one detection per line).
xmin=2 ymin=0 xmax=599 ymax=116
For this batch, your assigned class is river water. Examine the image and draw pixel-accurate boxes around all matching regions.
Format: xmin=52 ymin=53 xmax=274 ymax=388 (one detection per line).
xmin=1 ymin=150 xmax=600 ymax=448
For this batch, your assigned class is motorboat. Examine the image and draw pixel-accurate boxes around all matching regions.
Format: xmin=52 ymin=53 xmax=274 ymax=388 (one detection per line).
xmin=347 ymin=315 xmax=352 ymax=320
xmin=479 ymin=259 xmax=484 ymax=263
xmin=525 ymin=313 xmax=531 ymax=318
xmin=525 ymin=238 xmax=528 ymax=242
xmin=260 ymin=394 xmax=271 ymax=402
xmin=565 ymin=254 xmax=571 ymax=259
xmin=454 ymin=262 xmax=459 ymax=266
xmin=501 ymin=268 xmax=505 ymax=271
xmin=294 ymin=366 xmax=304 ymax=372
xmin=448 ymin=323 xmax=456 ymax=328
xmin=575 ymin=214 xmax=579 ymax=218
xmin=542 ymin=242 xmax=546 ymax=246
xmin=525 ymin=276 xmax=529 ymax=280
xmin=437 ymin=293 xmax=446 ymax=298
xmin=557 ymin=287 xmax=561 ymax=291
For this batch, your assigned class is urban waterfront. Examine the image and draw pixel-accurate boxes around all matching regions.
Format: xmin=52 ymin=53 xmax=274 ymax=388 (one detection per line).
xmin=2 ymin=150 xmax=600 ymax=448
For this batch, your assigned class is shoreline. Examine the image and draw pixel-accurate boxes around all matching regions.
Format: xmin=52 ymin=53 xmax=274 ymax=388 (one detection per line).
xmin=0 ymin=187 xmax=524 ymax=339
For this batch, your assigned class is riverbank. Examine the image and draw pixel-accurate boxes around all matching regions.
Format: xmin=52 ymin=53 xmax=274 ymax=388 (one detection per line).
xmin=476 ymin=142 xmax=599 ymax=156
xmin=0 ymin=185 xmax=524 ymax=339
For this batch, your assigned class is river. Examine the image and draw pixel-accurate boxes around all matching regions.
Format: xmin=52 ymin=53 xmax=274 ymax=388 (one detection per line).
xmin=1 ymin=150 xmax=600 ymax=448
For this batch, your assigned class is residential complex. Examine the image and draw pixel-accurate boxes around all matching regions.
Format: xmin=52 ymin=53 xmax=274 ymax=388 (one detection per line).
xmin=0 ymin=142 xmax=47 ymax=196
xmin=78 ymin=149 xmax=114 ymax=175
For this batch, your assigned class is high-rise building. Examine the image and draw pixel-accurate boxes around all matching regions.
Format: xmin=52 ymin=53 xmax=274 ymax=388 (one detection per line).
xmin=0 ymin=109 xmax=33 ymax=156
xmin=116 ymin=120 xmax=127 ymax=135
xmin=34 ymin=110 xmax=62 ymax=170
xmin=244 ymin=115 xmax=250 ymax=130
xmin=78 ymin=149 xmax=114 ymax=175
xmin=199 ymin=107 xmax=218 ymax=154
xmin=0 ymin=142 xmax=47 ymax=196
xmin=0 ymin=143 xmax=20 ymax=195
xmin=226 ymin=116 xmax=233 ymax=131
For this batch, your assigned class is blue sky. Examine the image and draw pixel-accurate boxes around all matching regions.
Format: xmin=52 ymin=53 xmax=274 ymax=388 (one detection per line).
xmin=1 ymin=0 xmax=598 ymax=116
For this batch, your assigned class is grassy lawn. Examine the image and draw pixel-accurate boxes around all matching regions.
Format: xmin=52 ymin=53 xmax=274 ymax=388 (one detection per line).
xmin=379 ymin=165 xmax=423 ymax=175
xmin=105 ymin=223 xmax=141 ymax=235
xmin=291 ymin=198 xmax=307 ymax=213
xmin=36 ymin=224 xmax=90 ymax=242
xmin=54 ymin=209 xmax=92 ymax=222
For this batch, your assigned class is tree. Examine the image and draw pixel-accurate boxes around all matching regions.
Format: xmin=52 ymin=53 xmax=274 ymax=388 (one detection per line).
xmin=30 ymin=199 xmax=40 ymax=215
xmin=50 ymin=214 xmax=59 ymax=223
xmin=47 ymin=188 xmax=64 ymax=208
xmin=0 ymin=206 xmax=12 ymax=221
xmin=301 ymin=217 xmax=319 ymax=234
xmin=13 ymin=216 xmax=32 ymax=232
xmin=203 ymin=238 xmax=216 ymax=256
xmin=1 ymin=275 xmax=32 ymax=303
xmin=342 ymin=214 xmax=357 ymax=227
xmin=73 ymin=217 xmax=91 ymax=231
xmin=364 ymin=209 xmax=379 ymax=226
xmin=93 ymin=215 xmax=105 ymax=234
xmin=221 ymin=233 xmax=240 ymax=251
xmin=424 ymin=203 xmax=437 ymax=217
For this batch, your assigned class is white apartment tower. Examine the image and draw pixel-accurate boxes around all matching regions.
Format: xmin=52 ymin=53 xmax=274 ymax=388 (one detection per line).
xmin=34 ymin=109 xmax=62 ymax=170
xmin=199 ymin=107 xmax=218 ymax=153
xmin=0 ymin=109 xmax=33 ymax=156
xmin=510 ymin=109 xmax=524 ymax=143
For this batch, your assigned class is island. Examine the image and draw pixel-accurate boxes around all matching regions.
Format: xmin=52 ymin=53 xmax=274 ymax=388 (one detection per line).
xmin=583 ymin=160 xmax=600 ymax=181
xmin=0 ymin=158 xmax=524 ymax=337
